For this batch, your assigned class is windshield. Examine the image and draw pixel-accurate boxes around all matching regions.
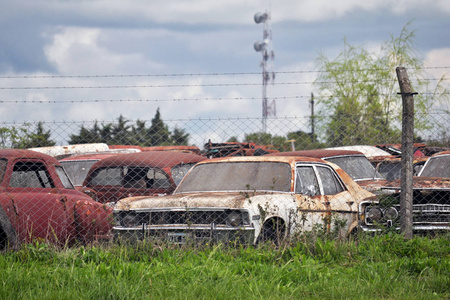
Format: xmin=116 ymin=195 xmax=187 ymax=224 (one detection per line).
xmin=60 ymin=160 xmax=98 ymax=186
xmin=171 ymin=163 xmax=196 ymax=186
xmin=55 ymin=166 xmax=75 ymax=189
xmin=175 ymin=161 xmax=292 ymax=193
xmin=326 ymin=156 xmax=383 ymax=181
xmin=419 ymin=155 xmax=450 ymax=178
xmin=377 ymin=162 xmax=402 ymax=181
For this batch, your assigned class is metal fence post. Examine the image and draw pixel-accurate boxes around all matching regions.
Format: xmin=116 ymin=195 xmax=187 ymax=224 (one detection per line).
xmin=396 ymin=66 xmax=416 ymax=239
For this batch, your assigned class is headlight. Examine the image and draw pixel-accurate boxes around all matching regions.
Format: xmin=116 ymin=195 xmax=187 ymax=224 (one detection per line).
xmin=384 ymin=207 xmax=398 ymax=220
xmin=122 ymin=213 xmax=138 ymax=227
xmin=366 ymin=207 xmax=382 ymax=222
xmin=227 ymin=211 xmax=242 ymax=226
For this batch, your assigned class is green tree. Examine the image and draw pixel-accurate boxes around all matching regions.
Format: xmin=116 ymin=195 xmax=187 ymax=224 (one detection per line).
xmin=21 ymin=122 xmax=56 ymax=148
xmin=68 ymin=111 xmax=187 ymax=147
xmin=148 ymin=108 xmax=171 ymax=146
xmin=286 ymin=130 xmax=326 ymax=151
xmin=314 ymin=22 xmax=447 ymax=146
xmin=110 ymin=115 xmax=133 ymax=145
xmin=170 ymin=127 xmax=190 ymax=145
xmin=244 ymin=132 xmax=287 ymax=152
xmin=227 ymin=136 xmax=239 ymax=143
xmin=0 ymin=126 xmax=30 ymax=149
xmin=131 ymin=119 xmax=150 ymax=146
xmin=69 ymin=121 xmax=105 ymax=144
xmin=0 ymin=122 xmax=55 ymax=149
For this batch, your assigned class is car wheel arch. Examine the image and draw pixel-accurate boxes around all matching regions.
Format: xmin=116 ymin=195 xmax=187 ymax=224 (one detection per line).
xmin=0 ymin=205 xmax=19 ymax=250
xmin=256 ymin=216 xmax=287 ymax=246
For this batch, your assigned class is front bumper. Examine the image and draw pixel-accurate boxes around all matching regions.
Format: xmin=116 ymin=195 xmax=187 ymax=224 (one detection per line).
xmin=114 ymin=224 xmax=255 ymax=244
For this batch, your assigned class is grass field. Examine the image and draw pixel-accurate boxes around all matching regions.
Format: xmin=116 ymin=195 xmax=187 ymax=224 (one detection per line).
xmin=0 ymin=234 xmax=449 ymax=299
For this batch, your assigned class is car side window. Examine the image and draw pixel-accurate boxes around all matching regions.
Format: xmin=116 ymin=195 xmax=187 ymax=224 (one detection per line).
xmin=90 ymin=167 xmax=122 ymax=186
xmin=295 ymin=166 xmax=319 ymax=196
xmin=10 ymin=161 xmax=54 ymax=188
xmin=123 ymin=167 xmax=148 ymax=189
xmin=316 ymin=166 xmax=344 ymax=195
xmin=147 ymin=168 xmax=171 ymax=189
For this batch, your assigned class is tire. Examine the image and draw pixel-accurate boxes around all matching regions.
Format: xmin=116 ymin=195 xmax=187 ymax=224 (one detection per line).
xmin=257 ymin=218 xmax=286 ymax=246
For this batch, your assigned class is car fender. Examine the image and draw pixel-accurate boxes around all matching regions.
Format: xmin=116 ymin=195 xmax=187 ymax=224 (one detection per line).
xmin=73 ymin=200 xmax=113 ymax=243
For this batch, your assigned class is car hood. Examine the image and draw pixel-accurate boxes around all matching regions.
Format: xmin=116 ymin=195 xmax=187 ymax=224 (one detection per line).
xmin=381 ymin=177 xmax=450 ymax=191
xmin=355 ymin=178 xmax=389 ymax=193
xmin=114 ymin=191 xmax=273 ymax=211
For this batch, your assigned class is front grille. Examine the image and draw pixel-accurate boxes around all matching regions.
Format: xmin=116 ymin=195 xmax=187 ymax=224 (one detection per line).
xmin=411 ymin=204 xmax=450 ymax=224
xmin=150 ymin=211 xmax=229 ymax=225
xmin=117 ymin=209 xmax=249 ymax=227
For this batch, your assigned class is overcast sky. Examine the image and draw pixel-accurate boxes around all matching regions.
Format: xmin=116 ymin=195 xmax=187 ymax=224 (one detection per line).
xmin=1 ymin=0 xmax=449 ymax=143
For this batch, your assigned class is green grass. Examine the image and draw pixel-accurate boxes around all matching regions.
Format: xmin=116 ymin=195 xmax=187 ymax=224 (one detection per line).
xmin=0 ymin=234 xmax=449 ymax=299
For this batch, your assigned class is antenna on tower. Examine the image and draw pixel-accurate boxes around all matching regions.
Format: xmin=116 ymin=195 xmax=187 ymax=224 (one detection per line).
xmin=254 ymin=10 xmax=275 ymax=133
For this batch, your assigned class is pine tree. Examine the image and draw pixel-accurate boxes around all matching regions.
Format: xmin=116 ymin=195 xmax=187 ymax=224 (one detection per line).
xmin=148 ymin=108 xmax=170 ymax=146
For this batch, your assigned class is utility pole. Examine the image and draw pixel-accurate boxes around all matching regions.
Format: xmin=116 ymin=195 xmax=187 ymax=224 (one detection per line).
xmin=396 ymin=66 xmax=416 ymax=240
xmin=310 ymin=92 xmax=315 ymax=143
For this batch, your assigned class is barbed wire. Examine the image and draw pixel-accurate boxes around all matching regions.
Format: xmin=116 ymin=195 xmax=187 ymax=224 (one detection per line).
xmin=1 ymin=92 xmax=448 ymax=104
xmin=0 ymin=66 xmax=449 ymax=80
xmin=1 ymin=78 xmax=448 ymax=90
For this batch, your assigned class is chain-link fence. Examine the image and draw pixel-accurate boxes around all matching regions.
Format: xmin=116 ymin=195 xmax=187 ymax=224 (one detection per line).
xmin=0 ymin=110 xmax=449 ymax=248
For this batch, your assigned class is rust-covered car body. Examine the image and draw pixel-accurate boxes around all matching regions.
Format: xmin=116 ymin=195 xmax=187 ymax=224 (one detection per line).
xmin=266 ymin=149 xmax=387 ymax=193
xmin=113 ymin=156 xmax=374 ymax=245
xmin=0 ymin=149 xmax=112 ymax=249
xmin=203 ymin=141 xmax=279 ymax=158
xmin=369 ymin=155 xmax=429 ymax=181
xmin=360 ymin=151 xmax=450 ymax=232
xmin=83 ymin=151 xmax=207 ymax=204
xmin=60 ymin=153 xmax=125 ymax=187
xmin=108 ymin=145 xmax=202 ymax=155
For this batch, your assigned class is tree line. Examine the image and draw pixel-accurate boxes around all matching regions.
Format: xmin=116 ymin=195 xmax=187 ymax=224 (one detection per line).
xmin=68 ymin=108 xmax=189 ymax=146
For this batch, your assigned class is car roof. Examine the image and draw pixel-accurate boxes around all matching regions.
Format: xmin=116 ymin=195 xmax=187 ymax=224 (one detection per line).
xmin=195 ymin=155 xmax=328 ymax=165
xmin=431 ymin=150 xmax=450 ymax=157
xmin=0 ymin=149 xmax=60 ymax=164
xmin=88 ymin=151 xmax=207 ymax=169
xmin=324 ymin=145 xmax=391 ymax=157
xmin=266 ymin=149 xmax=364 ymax=159
xmin=59 ymin=153 xmax=123 ymax=161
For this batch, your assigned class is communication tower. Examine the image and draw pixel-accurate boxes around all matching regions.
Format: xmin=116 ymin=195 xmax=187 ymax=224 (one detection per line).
xmin=254 ymin=10 xmax=276 ymax=133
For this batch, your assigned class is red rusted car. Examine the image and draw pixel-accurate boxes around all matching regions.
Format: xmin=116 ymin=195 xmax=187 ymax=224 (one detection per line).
xmin=83 ymin=151 xmax=207 ymax=204
xmin=60 ymin=153 xmax=126 ymax=188
xmin=0 ymin=149 xmax=112 ymax=249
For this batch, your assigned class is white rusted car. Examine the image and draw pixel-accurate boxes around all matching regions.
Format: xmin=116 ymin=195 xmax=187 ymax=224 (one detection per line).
xmin=113 ymin=156 xmax=374 ymax=244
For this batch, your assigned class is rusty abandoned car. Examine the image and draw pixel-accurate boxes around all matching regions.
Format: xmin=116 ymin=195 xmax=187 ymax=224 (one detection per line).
xmin=359 ymin=151 xmax=450 ymax=233
xmin=83 ymin=151 xmax=207 ymax=204
xmin=0 ymin=149 xmax=112 ymax=249
xmin=113 ymin=156 xmax=374 ymax=245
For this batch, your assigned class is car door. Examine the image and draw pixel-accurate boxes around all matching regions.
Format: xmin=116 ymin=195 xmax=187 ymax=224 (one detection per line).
xmin=295 ymin=163 xmax=357 ymax=235
xmin=3 ymin=159 xmax=72 ymax=244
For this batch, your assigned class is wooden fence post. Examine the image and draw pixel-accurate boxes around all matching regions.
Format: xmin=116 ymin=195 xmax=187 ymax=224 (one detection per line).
xmin=396 ymin=66 xmax=416 ymax=239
